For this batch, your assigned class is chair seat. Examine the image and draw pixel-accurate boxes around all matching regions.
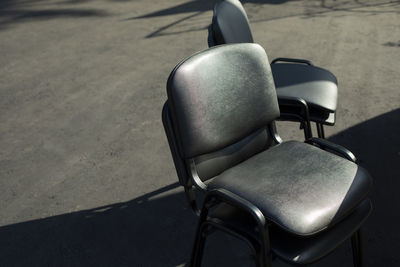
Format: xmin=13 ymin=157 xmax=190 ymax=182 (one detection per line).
xmin=271 ymin=63 xmax=338 ymax=114
xmin=209 ymin=199 xmax=372 ymax=265
xmin=209 ymin=141 xmax=372 ymax=236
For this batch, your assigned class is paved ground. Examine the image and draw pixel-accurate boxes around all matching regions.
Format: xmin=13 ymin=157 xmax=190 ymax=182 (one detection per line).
xmin=0 ymin=0 xmax=399 ymax=266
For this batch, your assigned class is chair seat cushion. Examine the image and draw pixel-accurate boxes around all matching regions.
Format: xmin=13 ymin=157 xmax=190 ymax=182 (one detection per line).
xmin=271 ymin=63 xmax=338 ymax=113
xmin=208 ymin=141 xmax=372 ymax=235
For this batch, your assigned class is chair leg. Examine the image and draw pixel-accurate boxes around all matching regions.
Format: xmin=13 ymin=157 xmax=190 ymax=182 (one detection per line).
xmin=316 ymin=123 xmax=325 ymax=139
xmin=190 ymin=223 xmax=208 ymax=267
xmin=248 ymin=243 xmax=272 ymax=267
xmin=351 ymin=229 xmax=365 ymax=267
xmin=191 ymin=223 xmax=270 ymax=267
xmin=254 ymin=251 xmax=266 ymax=267
xmin=301 ymin=121 xmax=312 ymax=140
xmin=258 ymin=235 xmax=273 ymax=267
xmin=256 ymin=252 xmax=273 ymax=267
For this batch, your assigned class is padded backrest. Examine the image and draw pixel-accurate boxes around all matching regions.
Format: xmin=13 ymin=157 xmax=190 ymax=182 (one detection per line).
xmin=167 ymin=43 xmax=279 ymax=159
xmin=210 ymin=0 xmax=254 ymax=46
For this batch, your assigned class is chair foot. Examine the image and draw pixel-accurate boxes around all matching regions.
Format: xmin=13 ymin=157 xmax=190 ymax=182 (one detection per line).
xmin=351 ymin=229 xmax=365 ymax=267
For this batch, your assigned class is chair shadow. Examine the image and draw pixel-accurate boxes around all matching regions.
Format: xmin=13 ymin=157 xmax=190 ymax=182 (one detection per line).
xmin=383 ymin=41 xmax=400 ymax=47
xmin=0 ymin=182 xmax=198 ymax=267
xmin=131 ymin=0 xmax=400 ymax=38
xmin=328 ymin=109 xmax=400 ymax=266
xmin=133 ymin=0 xmax=291 ymax=19
xmin=129 ymin=0 xmax=295 ymax=38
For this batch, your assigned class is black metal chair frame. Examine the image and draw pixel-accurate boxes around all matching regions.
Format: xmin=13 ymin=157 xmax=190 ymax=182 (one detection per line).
xmin=190 ymin=189 xmax=366 ymax=267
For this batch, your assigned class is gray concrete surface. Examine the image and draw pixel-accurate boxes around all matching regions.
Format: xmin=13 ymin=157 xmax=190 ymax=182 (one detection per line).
xmin=0 ymin=0 xmax=399 ymax=266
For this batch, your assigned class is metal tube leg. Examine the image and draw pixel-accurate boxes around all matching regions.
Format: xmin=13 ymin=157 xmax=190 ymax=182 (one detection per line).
xmin=254 ymin=251 xmax=266 ymax=267
xmin=254 ymin=249 xmax=272 ymax=267
xmin=351 ymin=229 xmax=365 ymax=267
xmin=301 ymin=121 xmax=312 ymax=140
xmin=190 ymin=224 xmax=208 ymax=267
xmin=259 ymin=233 xmax=273 ymax=267
xmin=316 ymin=123 xmax=325 ymax=139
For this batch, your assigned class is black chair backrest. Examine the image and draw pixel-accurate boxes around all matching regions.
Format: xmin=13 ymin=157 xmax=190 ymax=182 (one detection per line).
xmin=209 ymin=0 xmax=253 ymax=46
xmin=164 ymin=44 xmax=280 ymax=184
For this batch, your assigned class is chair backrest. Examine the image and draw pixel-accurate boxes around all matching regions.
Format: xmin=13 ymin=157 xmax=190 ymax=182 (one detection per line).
xmin=163 ymin=44 xmax=280 ymax=186
xmin=208 ymin=0 xmax=254 ymax=47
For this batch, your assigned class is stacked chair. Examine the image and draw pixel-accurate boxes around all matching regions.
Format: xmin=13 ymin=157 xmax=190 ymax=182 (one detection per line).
xmin=162 ymin=43 xmax=372 ymax=266
xmin=162 ymin=1 xmax=373 ymax=266
xmin=208 ymin=0 xmax=339 ymax=139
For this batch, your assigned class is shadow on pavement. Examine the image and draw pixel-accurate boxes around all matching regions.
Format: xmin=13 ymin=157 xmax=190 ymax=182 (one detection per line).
xmin=129 ymin=0 xmax=293 ymax=38
xmin=328 ymin=109 xmax=400 ymax=266
xmin=0 ymin=182 xmax=197 ymax=267
xmin=134 ymin=0 xmax=291 ymax=19
xmin=132 ymin=0 xmax=399 ymax=38
xmin=0 ymin=0 xmax=108 ymax=29
xmin=383 ymin=41 xmax=400 ymax=47
xmin=0 ymin=109 xmax=399 ymax=266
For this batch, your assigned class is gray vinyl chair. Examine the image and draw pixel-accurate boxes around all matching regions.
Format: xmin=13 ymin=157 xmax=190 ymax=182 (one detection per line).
xmin=208 ymin=0 xmax=338 ymax=139
xmin=162 ymin=43 xmax=372 ymax=266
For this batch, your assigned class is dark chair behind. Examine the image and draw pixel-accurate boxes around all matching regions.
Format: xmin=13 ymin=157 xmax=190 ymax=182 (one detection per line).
xmin=208 ymin=0 xmax=339 ymax=139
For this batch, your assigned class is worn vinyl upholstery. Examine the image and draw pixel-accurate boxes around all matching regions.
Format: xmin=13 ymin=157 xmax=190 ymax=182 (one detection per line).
xmin=167 ymin=44 xmax=279 ymax=159
xmin=211 ymin=0 xmax=253 ymax=44
xmin=208 ymin=141 xmax=372 ymax=236
xmin=210 ymin=0 xmax=338 ymax=122
xmin=271 ymin=64 xmax=338 ymax=113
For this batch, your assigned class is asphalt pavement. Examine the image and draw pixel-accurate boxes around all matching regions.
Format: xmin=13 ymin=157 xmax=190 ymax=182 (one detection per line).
xmin=0 ymin=0 xmax=399 ymax=266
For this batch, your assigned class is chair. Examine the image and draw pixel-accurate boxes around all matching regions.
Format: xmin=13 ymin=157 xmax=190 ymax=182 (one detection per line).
xmin=208 ymin=0 xmax=338 ymax=139
xmin=162 ymin=43 xmax=372 ymax=266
